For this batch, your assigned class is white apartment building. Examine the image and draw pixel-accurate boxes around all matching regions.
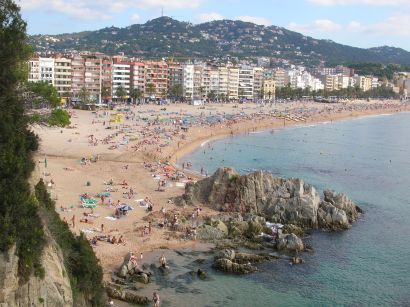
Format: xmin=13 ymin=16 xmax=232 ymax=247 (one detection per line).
xmin=28 ymin=57 xmax=55 ymax=84
xmin=39 ymin=58 xmax=55 ymax=85
xmin=182 ymin=64 xmax=194 ymax=101
xmin=112 ymin=63 xmax=131 ymax=98
xmin=238 ymin=66 xmax=254 ymax=100
xmin=338 ymin=76 xmax=350 ymax=89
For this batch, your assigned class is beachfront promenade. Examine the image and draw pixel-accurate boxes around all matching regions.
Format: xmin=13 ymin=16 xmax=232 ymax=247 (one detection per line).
xmin=31 ymin=99 xmax=410 ymax=278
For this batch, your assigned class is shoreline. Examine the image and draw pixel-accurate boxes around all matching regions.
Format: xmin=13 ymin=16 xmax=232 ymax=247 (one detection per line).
xmin=30 ymin=100 xmax=410 ymax=281
xmin=169 ymin=105 xmax=410 ymax=168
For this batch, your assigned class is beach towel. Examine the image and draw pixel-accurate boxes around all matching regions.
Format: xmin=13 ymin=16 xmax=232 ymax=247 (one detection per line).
xmin=105 ymin=216 xmax=117 ymax=221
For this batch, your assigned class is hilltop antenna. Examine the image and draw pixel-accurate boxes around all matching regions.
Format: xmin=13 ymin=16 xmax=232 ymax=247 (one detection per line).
xmin=161 ymin=7 xmax=164 ymax=17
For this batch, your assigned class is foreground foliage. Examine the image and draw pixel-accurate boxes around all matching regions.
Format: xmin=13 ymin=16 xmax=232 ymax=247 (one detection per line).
xmin=35 ymin=180 xmax=105 ymax=306
xmin=0 ymin=0 xmax=45 ymax=282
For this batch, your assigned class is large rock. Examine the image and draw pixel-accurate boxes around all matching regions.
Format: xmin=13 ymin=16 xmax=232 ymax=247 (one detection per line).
xmin=277 ymin=233 xmax=304 ymax=252
xmin=215 ymin=249 xmax=236 ymax=261
xmin=177 ymin=168 xmax=361 ymax=230
xmin=213 ymin=258 xmax=257 ymax=274
xmin=106 ymin=283 xmax=149 ymax=305
xmin=318 ymin=201 xmax=349 ymax=230
xmin=197 ymin=225 xmax=226 ymax=240
xmin=323 ymin=190 xmax=362 ymax=222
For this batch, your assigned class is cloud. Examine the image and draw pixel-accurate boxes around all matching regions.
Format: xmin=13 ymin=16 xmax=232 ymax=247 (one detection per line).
xmin=358 ymin=14 xmax=410 ymax=37
xmin=288 ymin=19 xmax=342 ymax=33
xmin=195 ymin=12 xmax=224 ymax=23
xmin=308 ymin=0 xmax=410 ymax=6
xmin=19 ymin=0 xmax=203 ymax=20
xmin=235 ymin=16 xmax=271 ymax=26
xmin=131 ymin=14 xmax=140 ymax=23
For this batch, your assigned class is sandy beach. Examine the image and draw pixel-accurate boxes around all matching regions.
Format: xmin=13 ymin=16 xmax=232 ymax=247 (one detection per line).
xmin=30 ymin=99 xmax=410 ymax=280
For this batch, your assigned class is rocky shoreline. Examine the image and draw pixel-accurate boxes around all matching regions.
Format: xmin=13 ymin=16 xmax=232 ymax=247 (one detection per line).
xmin=105 ymin=167 xmax=362 ymax=304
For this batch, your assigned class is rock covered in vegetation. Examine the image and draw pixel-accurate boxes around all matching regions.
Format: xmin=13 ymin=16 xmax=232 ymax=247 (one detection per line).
xmin=177 ymin=168 xmax=361 ymax=231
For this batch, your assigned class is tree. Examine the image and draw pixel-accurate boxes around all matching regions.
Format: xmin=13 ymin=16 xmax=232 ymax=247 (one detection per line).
xmin=115 ymin=85 xmax=127 ymax=103
xmin=169 ymin=84 xmax=183 ymax=101
xmin=130 ymin=88 xmax=142 ymax=104
xmin=0 ymin=0 xmax=44 ymax=281
xmin=207 ymin=90 xmax=216 ymax=102
xmin=101 ymin=86 xmax=111 ymax=103
xmin=145 ymin=83 xmax=156 ymax=99
xmin=78 ymin=86 xmax=90 ymax=104
xmin=238 ymin=88 xmax=245 ymax=99
xmin=26 ymin=81 xmax=60 ymax=107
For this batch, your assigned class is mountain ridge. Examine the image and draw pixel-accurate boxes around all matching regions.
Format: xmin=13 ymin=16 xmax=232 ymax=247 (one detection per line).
xmin=29 ymin=16 xmax=410 ymax=66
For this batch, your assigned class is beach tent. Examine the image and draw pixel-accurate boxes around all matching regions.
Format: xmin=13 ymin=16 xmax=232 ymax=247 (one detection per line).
xmin=110 ymin=113 xmax=124 ymax=123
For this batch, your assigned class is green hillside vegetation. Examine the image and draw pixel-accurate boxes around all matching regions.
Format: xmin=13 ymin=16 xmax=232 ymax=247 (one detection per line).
xmin=29 ymin=17 xmax=410 ymax=66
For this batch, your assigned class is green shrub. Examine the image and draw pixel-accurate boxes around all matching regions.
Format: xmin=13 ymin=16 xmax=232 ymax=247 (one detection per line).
xmin=47 ymin=109 xmax=71 ymax=127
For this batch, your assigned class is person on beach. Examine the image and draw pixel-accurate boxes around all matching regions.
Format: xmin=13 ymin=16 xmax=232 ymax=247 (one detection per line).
xmin=153 ymin=292 xmax=160 ymax=307
xmin=159 ymin=254 xmax=167 ymax=268
xmin=71 ymin=215 xmax=75 ymax=228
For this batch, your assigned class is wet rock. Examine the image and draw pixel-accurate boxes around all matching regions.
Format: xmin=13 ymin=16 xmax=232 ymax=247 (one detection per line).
xmin=133 ymin=272 xmax=150 ymax=284
xmin=290 ymin=257 xmax=304 ymax=265
xmin=234 ymin=253 xmax=273 ymax=264
xmin=197 ymin=269 xmax=207 ymax=280
xmin=277 ymin=233 xmax=304 ymax=252
xmin=215 ymin=249 xmax=236 ymax=261
xmin=105 ymin=283 xmax=149 ymax=305
xmin=213 ymin=258 xmax=257 ymax=274
xmin=158 ymin=265 xmax=171 ymax=274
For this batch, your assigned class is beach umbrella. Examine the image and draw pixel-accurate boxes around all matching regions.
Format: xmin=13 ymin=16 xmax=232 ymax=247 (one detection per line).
xmin=120 ymin=204 xmax=133 ymax=211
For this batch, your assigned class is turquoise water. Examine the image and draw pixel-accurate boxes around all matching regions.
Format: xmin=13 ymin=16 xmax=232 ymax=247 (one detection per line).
xmin=138 ymin=113 xmax=410 ymax=307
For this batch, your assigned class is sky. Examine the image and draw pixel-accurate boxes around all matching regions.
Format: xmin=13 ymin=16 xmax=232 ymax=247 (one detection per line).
xmin=17 ymin=0 xmax=410 ymax=51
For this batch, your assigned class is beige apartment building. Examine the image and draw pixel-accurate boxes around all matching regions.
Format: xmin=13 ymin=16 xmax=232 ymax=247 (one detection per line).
xmin=263 ymin=79 xmax=276 ymax=100
xmin=54 ymin=56 xmax=72 ymax=98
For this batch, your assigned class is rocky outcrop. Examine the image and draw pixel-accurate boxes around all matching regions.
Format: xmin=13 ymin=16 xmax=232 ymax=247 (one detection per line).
xmin=212 ymin=249 xmax=275 ymax=274
xmin=177 ymin=168 xmax=361 ymax=231
xmin=117 ymin=255 xmax=152 ymax=284
xmin=105 ymin=283 xmax=149 ymax=305
xmin=277 ymin=233 xmax=304 ymax=252
xmin=213 ymin=258 xmax=257 ymax=274
xmin=197 ymin=224 xmax=226 ymax=240
xmin=0 ymin=229 xmax=73 ymax=307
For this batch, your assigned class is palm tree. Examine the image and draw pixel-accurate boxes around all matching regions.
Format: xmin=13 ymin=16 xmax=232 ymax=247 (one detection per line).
xmin=101 ymin=86 xmax=111 ymax=103
xmin=115 ymin=86 xmax=127 ymax=104
xmin=145 ymin=83 xmax=156 ymax=100
xmin=79 ymin=87 xmax=90 ymax=105
xmin=130 ymin=88 xmax=142 ymax=104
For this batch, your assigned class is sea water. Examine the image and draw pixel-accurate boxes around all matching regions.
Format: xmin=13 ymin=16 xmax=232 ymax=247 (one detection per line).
xmin=140 ymin=113 xmax=410 ymax=306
